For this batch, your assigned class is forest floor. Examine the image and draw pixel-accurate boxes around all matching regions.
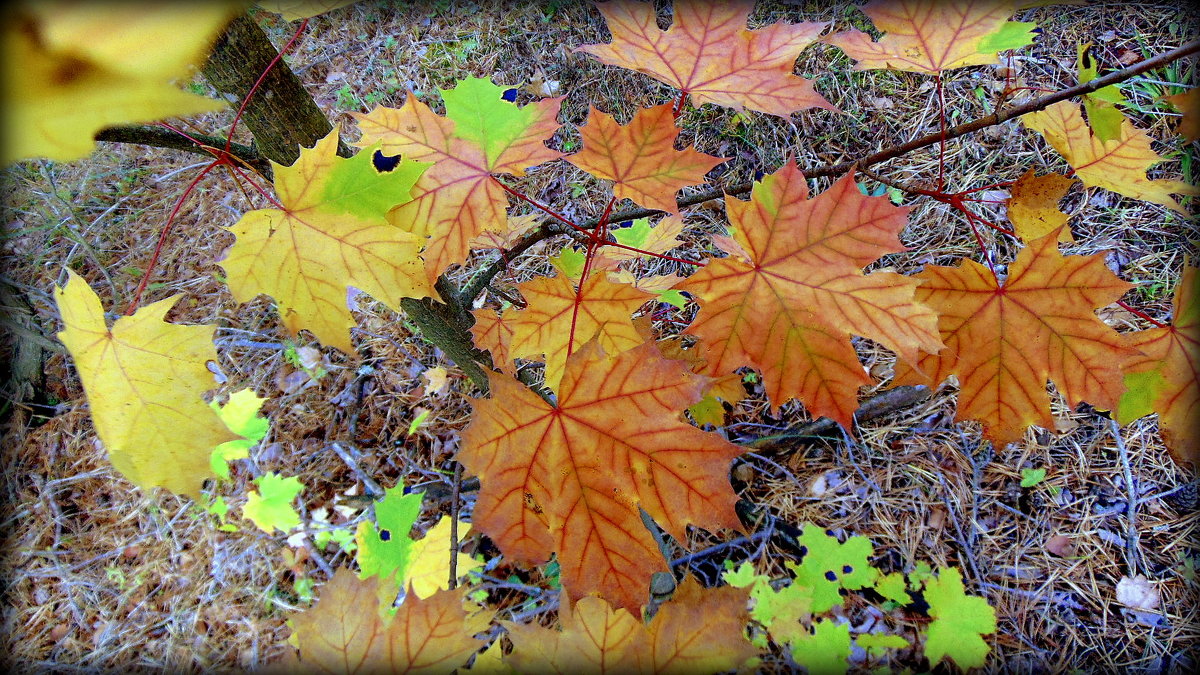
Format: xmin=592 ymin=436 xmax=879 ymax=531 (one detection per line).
xmin=2 ymin=1 xmax=1198 ymax=672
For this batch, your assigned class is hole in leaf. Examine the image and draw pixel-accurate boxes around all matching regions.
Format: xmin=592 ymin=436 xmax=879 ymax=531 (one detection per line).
xmin=824 ymin=570 xmax=837 ymax=582
xmin=501 ymin=88 xmax=518 ymax=102
xmin=373 ymin=150 xmax=401 ymax=172
xmin=379 ymin=529 xmax=391 ymax=541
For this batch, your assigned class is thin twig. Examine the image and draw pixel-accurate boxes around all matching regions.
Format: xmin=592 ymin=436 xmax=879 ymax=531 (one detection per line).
xmin=329 ymin=442 xmax=385 ymax=498
xmin=1109 ymin=418 xmax=1143 ymax=575
xmin=448 ymin=462 xmax=462 ymax=590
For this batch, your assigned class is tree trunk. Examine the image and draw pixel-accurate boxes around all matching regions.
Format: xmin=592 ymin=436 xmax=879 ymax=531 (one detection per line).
xmin=201 ymin=15 xmax=347 ymax=166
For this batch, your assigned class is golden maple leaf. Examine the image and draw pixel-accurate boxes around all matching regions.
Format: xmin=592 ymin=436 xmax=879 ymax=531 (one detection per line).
xmin=504 ymin=577 xmax=757 ymax=673
xmin=576 ymin=0 xmax=835 ymax=116
xmin=286 ymin=568 xmax=490 ymax=674
xmin=1007 ymin=169 xmax=1077 ymax=243
xmin=894 ymin=230 xmax=1139 ymax=447
xmin=459 ymin=341 xmax=744 ymax=611
xmin=220 ymin=128 xmax=432 ymax=353
xmin=2 ymin=3 xmax=236 ymax=164
xmin=54 ymin=270 xmax=238 ymax=499
xmin=1022 ymin=100 xmax=1199 ymax=214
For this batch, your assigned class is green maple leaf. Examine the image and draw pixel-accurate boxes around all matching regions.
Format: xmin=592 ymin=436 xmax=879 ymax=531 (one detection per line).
xmin=318 ymin=141 xmax=430 ymax=220
xmin=855 ymin=632 xmax=909 ymax=656
xmin=923 ymin=567 xmax=997 ymax=670
xmin=441 ymin=77 xmax=559 ymax=170
xmin=790 ymin=619 xmax=851 ymax=675
xmin=786 ymin=524 xmax=879 ymax=613
xmin=1077 ymin=44 xmax=1128 ymax=143
xmin=873 ymin=571 xmax=911 ymax=605
xmin=723 ymin=561 xmax=814 ymax=645
xmin=550 ymin=247 xmax=586 ymax=280
xmin=210 ymin=388 xmax=269 ymax=479
xmin=656 ymin=288 xmax=687 ymax=309
xmin=355 ymin=484 xmax=423 ymax=582
xmin=242 ymin=473 xmax=303 ymax=534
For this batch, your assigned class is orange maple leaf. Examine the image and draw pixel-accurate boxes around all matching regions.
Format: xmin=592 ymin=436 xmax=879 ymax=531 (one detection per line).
xmin=354 ymin=79 xmax=563 ymax=281
xmin=1119 ymin=266 xmax=1199 ymax=469
xmin=1165 ymin=89 xmax=1200 ymax=143
xmin=285 ymin=568 xmax=490 ymax=674
xmin=504 ymin=576 xmax=758 ymax=673
xmin=472 ymin=270 xmax=654 ymax=390
xmin=576 ymin=0 xmax=834 ymax=116
xmin=678 ymin=160 xmax=943 ymax=428
xmin=1007 ymin=169 xmax=1077 ymax=243
xmin=566 ymin=105 xmax=726 ymax=214
xmin=894 ymin=230 xmax=1139 ymax=447
xmin=1022 ymin=100 xmax=1199 ymax=214
xmin=459 ymin=341 xmax=745 ymax=611
xmin=825 ymin=0 xmax=1035 ymax=75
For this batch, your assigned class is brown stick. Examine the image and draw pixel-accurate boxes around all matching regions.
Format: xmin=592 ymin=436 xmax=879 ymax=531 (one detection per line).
xmin=94 ymin=125 xmax=271 ymax=178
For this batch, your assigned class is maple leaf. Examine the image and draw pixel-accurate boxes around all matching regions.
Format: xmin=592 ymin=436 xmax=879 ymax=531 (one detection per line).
xmin=1118 ymin=266 xmax=1199 ymax=469
xmin=459 ymin=341 xmax=745 ymax=610
xmin=356 ymin=485 xmax=424 ymax=582
xmin=1022 ymin=100 xmax=1199 ymax=214
xmin=566 ymin=105 xmax=726 ymax=214
xmin=257 ymin=0 xmax=360 ymax=20
xmin=785 ymin=524 xmax=879 ymax=614
xmin=354 ymin=484 xmax=483 ymax=598
xmin=243 ymin=473 xmax=304 ymax=534
xmin=893 ymin=230 xmax=1138 ymax=447
xmin=922 ymin=567 xmax=997 ymax=670
xmin=354 ymin=78 xmax=563 ymax=281
xmin=1007 ymin=169 xmax=1077 ymax=243
xmin=210 ymin=388 xmax=270 ymax=479
xmin=789 ymin=619 xmax=851 ymax=675
xmin=678 ymin=160 xmax=943 ymax=428
xmin=723 ymin=562 xmax=813 ymax=646
xmin=287 ymin=568 xmax=490 ymax=674
xmin=604 ymin=216 xmax=686 ymax=262
xmin=1077 ymin=43 xmax=1128 ymax=143
xmin=471 ymin=212 xmax=543 ymax=250
xmin=220 ymin=128 xmax=432 ymax=353
xmin=1165 ymin=89 xmax=1200 ymax=143
xmin=54 ymin=270 xmax=238 ymax=499
xmin=576 ymin=0 xmax=834 ymax=116
xmin=825 ymin=0 xmax=1036 ymax=75
xmin=472 ymin=270 xmax=654 ymax=390
xmin=2 ymin=3 xmax=235 ymax=163
xmin=504 ymin=576 xmax=757 ymax=673
xmin=405 ymin=516 xmax=483 ymax=599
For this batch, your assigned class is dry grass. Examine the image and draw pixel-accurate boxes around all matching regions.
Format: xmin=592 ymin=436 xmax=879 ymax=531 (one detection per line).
xmin=2 ymin=0 xmax=1198 ymax=672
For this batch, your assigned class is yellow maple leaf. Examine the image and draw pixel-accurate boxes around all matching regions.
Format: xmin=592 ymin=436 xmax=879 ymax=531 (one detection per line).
xmin=2 ymin=3 xmax=237 ymax=164
xmin=1022 ymin=100 xmax=1198 ymax=214
xmin=405 ymin=517 xmax=483 ymax=599
xmin=1007 ymin=169 xmax=1077 ymax=243
xmin=256 ymin=0 xmax=358 ymax=21
xmin=220 ymin=129 xmax=432 ymax=353
xmin=54 ymin=270 xmax=238 ymax=499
